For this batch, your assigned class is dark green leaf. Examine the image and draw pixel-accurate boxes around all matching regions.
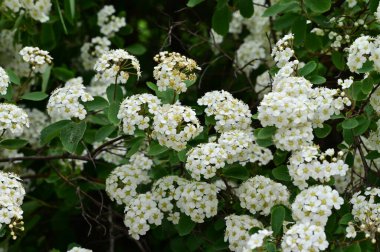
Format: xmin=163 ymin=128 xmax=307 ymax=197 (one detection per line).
xmin=339 ymin=213 xmax=353 ymax=225
xmin=263 ymin=1 xmax=299 ymax=17
xmin=292 ymin=16 xmax=307 ymax=46
xmin=362 ymin=78 xmax=373 ymax=94
xmin=223 ymin=164 xmax=249 ymax=180
xmin=21 ymin=92 xmax=48 ymax=101
xmin=108 ymin=102 xmax=120 ymax=125
xmin=308 ymin=75 xmax=326 ymax=84
xmin=369 ymin=0 xmax=380 ymax=12
xmin=60 ymin=121 xmax=87 ymax=153
xmin=0 ymin=139 xmax=28 ymax=149
xmin=6 ymin=69 xmax=20 ymax=85
xmin=343 ymin=243 xmax=361 ymax=252
xmin=42 ymin=66 xmax=52 ymax=92
xmin=299 ymin=61 xmax=317 ymax=76
xmin=94 ymin=125 xmax=116 ymax=142
xmin=238 ymin=0 xmax=254 ymax=18
xmin=332 ymin=51 xmax=345 ymax=71
xmin=272 ymin=165 xmax=291 ymax=182
xmin=106 ymin=84 xmax=123 ymax=103
xmin=52 ymin=67 xmax=75 ymax=81
xmin=342 ymin=118 xmax=359 ymax=129
xmin=126 ymin=43 xmax=147 ymax=55
xmin=343 ymin=129 xmax=354 ymax=145
xmin=305 ymin=0 xmax=331 ymax=13
xmin=314 ymin=124 xmax=332 ymax=138
xmin=40 ymin=120 xmax=71 ymax=145
xmin=84 ymin=96 xmax=109 ymax=111
xmin=212 ymin=0 xmax=232 ymax=36
xmin=271 ymin=205 xmax=285 ymax=236
xmin=357 ymin=61 xmax=374 ymax=73
xmin=365 ymin=151 xmax=380 ymax=160
xmin=175 ymin=215 xmax=196 ymax=236
xmin=148 ymin=141 xmax=169 ymax=156
xmin=257 ymin=126 xmax=276 ymax=139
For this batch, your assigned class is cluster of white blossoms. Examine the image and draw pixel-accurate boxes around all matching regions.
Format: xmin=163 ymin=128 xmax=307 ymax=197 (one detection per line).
xmin=153 ymin=51 xmax=200 ymax=94
xmin=67 ymin=247 xmax=92 ymax=252
xmin=338 ymin=77 xmax=354 ymax=89
xmin=174 ymin=181 xmax=218 ymax=223
xmin=2 ymin=0 xmax=51 ymax=22
xmin=19 ymin=46 xmax=52 ymax=73
xmin=124 ymin=192 xmax=163 ymax=240
xmin=47 ymin=77 xmax=94 ymax=121
xmin=0 ymin=103 xmax=29 ymax=136
xmin=152 ymin=176 xmax=188 ymax=224
xmin=152 ymin=104 xmax=203 ymax=151
xmin=185 ymin=143 xmax=227 ymax=180
xmin=237 ymin=176 xmax=289 ymax=216
xmin=0 ymin=171 xmax=25 ymax=240
xmin=245 ymin=229 xmax=273 ymax=251
xmin=20 ymin=108 xmax=49 ymax=147
xmin=346 ymin=35 xmax=380 ymax=73
xmin=224 ymin=215 xmax=263 ymax=252
xmin=197 ymin=90 xmax=252 ymax=132
xmin=93 ymin=139 xmax=127 ymax=165
xmin=271 ymin=34 xmax=295 ymax=68
xmin=218 ymin=130 xmax=273 ymax=165
xmin=80 ymin=36 xmax=111 ymax=70
xmin=346 ymin=187 xmax=380 ymax=242
xmin=97 ymin=5 xmax=126 ymax=37
xmin=281 ymin=222 xmax=328 ymax=252
xmin=117 ymin=94 xmax=161 ymax=135
xmin=288 ymin=146 xmax=348 ymax=189
xmin=235 ymin=40 xmax=266 ymax=76
xmin=0 ymin=67 xmax=10 ymax=95
xmin=291 ymin=185 xmax=344 ymax=226
xmin=105 ymin=153 xmax=152 ymax=205
xmin=94 ymin=49 xmax=141 ymax=84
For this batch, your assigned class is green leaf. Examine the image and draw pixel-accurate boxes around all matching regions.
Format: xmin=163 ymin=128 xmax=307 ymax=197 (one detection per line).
xmin=212 ymin=0 xmax=232 ymax=36
xmin=42 ymin=66 xmax=52 ymax=92
xmin=343 ymin=243 xmax=361 ymax=252
xmin=69 ymin=0 xmax=75 ymax=19
xmin=263 ymin=1 xmax=299 ymax=17
xmin=273 ymin=150 xmax=288 ymax=166
xmin=54 ymin=0 xmax=68 ymax=34
xmin=292 ymin=16 xmax=307 ymax=46
xmin=6 ymin=69 xmax=20 ymax=85
xmin=106 ymin=84 xmax=123 ymax=103
xmin=0 ymin=139 xmax=28 ymax=149
xmin=21 ymin=92 xmax=48 ymax=101
xmin=52 ymin=67 xmax=75 ymax=81
xmin=369 ymin=0 xmax=380 ymax=12
xmin=84 ymin=96 xmax=109 ymax=111
xmin=126 ymin=137 xmax=145 ymax=158
xmin=94 ymin=125 xmax=116 ymax=142
xmin=362 ymin=78 xmax=373 ymax=94
xmin=178 ymin=149 xmax=187 ymax=162
xmin=308 ymin=75 xmax=326 ymax=85
xmin=343 ymin=129 xmax=354 ymax=145
xmin=314 ymin=124 xmax=332 ymax=138
xmin=175 ymin=215 xmax=196 ymax=236
xmin=352 ymin=115 xmax=370 ymax=136
xmin=304 ymin=0 xmax=331 ymax=13
xmin=339 ymin=213 xmax=353 ymax=225
xmin=271 ymin=205 xmax=285 ymax=236
xmin=272 ymin=165 xmax=291 ymax=182
xmin=256 ymin=126 xmax=276 ymax=139
xmin=60 ymin=121 xmax=87 ymax=153
xmin=126 ymin=43 xmax=147 ymax=55
xmin=299 ymin=61 xmax=317 ymax=76
xmin=332 ymin=51 xmax=345 ymax=71
xmin=40 ymin=120 xmax=71 ymax=145
xmin=187 ymin=0 xmax=204 ymax=7
xmin=357 ymin=61 xmax=374 ymax=73
xmin=265 ymin=242 xmax=277 ymax=252
xmin=223 ymin=164 xmax=249 ymax=180
xmin=238 ymin=0 xmax=254 ymax=18
xmin=108 ymin=102 xmax=120 ymax=125
xmin=365 ymin=151 xmax=380 ymax=160
xmin=342 ymin=118 xmax=359 ymax=129
xmin=147 ymin=141 xmax=169 ymax=156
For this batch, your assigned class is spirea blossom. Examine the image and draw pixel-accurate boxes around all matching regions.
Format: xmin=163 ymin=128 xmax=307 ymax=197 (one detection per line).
xmin=19 ymin=46 xmax=52 ymax=73
xmin=245 ymin=229 xmax=273 ymax=251
xmin=174 ymin=181 xmax=218 ymax=223
xmin=237 ymin=176 xmax=289 ymax=216
xmin=224 ymin=215 xmax=263 ymax=252
xmin=292 ymin=185 xmax=344 ymax=226
xmin=271 ymin=34 xmax=295 ymax=67
xmin=152 ymin=104 xmax=203 ymax=151
xmin=197 ymin=90 xmax=252 ymax=133
xmin=97 ymin=5 xmax=126 ymax=37
xmin=47 ymin=77 xmax=94 ymax=121
xmin=67 ymin=247 xmax=92 ymax=252
xmin=3 ymin=0 xmax=52 ymax=23
xmin=94 ymin=49 xmax=141 ymax=84
xmin=185 ymin=143 xmax=227 ymax=180
xmin=0 ymin=67 xmax=10 ymax=95
xmin=281 ymin=222 xmax=329 ymax=252
xmin=0 ymin=103 xmax=29 ymax=136
xmin=124 ymin=193 xmax=163 ymax=240
xmin=153 ymin=51 xmax=200 ymax=94
xmin=235 ymin=40 xmax=266 ymax=76
xmin=80 ymin=36 xmax=111 ymax=70
xmin=117 ymin=93 xmax=161 ymax=135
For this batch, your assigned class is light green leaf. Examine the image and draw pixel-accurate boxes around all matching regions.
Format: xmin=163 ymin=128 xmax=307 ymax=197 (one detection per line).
xmin=187 ymin=0 xmax=204 ymax=7
xmin=21 ymin=92 xmax=48 ymax=101
xmin=6 ymin=69 xmax=20 ymax=85
xmin=299 ymin=61 xmax=317 ymax=76
xmin=305 ymin=0 xmax=331 ymax=13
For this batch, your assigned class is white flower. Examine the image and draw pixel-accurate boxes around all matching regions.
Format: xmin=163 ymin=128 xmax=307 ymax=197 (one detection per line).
xmin=346 ymin=224 xmax=357 ymax=238
xmin=245 ymin=229 xmax=273 ymax=251
xmin=0 ymin=67 xmax=10 ymax=95
xmin=19 ymin=46 xmax=52 ymax=73
xmin=80 ymin=36 xmax=111 ymax=70
xmin=97 ymin=5 xmax=126 ymax=37
xmin=0 ymin=103 xmax=29 ymax=136
xmin=235 ymin=40 xmax=266 ymax=76
xmin=67 ymin=247 xmax=92 ymax=252
xmin=338 ymin=77 xmax=354 ymax=89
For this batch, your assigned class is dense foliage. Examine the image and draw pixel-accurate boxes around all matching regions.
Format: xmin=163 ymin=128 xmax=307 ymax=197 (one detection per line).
xmin=1 ymin=0 xmax=380 ymax=251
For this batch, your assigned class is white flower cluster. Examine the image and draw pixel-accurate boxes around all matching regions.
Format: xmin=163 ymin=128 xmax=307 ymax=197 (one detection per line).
xmin=152 ymin=104 xmax=203 ymax=151
xmin=67 ymin=247 xmax=92 ymax=252
xmin=0 ymin=66 xmax=10 ymax=95
xmin=288 ymin=146 xmax=348 ymax=189
xmin=97 ymin=5 xmax=126 ymax=37
xmin=153 ymin=51 xmax=200 ymax=94
xmin=185 ymin=143 xmax=227 ymax=180
xmin=47 ymin=77 xmax=94 ymax=121
xmin=347 ymin=187 xmax=380 ymax=242
xmin=105 ymin=153 xmax=152 ymax=205
xmin=235 ymin=40 xmax=266 ymax=76
xmin=271 ymin=34 xmax=295 ymax=68
xmin=218 ymin=130 xmax=273 ymax=166
xmin=245 ymin=229 xmax=273 ymax=251
xmin=292 ymin=185 xmax=343 ymax=226
xmin=174 ymin=181 xmax=218 ymax=223
xmin=21 ymin=108 xmax=49 ymax=147
xmin=94 ymin=49 xmax=141 ymax=84
xmin=338 ymin=77 xmax=354 ymax=89
xmin=80 ymin=36 xmax=111 ymax=70
xmin=224 ymin=215 xmax=263 ymax=252
xmin=124 ymin=193 xmax=163 ymax=240
xmin=281 ymin=222 xmax=328 ymax=252
xmin=237 ymin=176 xmax=289 ymax=216
xmin=0 ymin=171 xmax=25 ymax=240
xmin=2 ymin=0 xmax=51 ymax=22
xmin=19 ymin=46 xmax=52 ymax=73
xmin=346 ymin=35 xmax=380 ymax=73
xmin=197 ymin=90 xmax=252 ymax=132
xmin=117 ymin=93 xmax=161 ymax=135
xmin=0 ymin=103 xmax=29 ymax=136
xmin=152 ymin=176 xmax=188 ymax=224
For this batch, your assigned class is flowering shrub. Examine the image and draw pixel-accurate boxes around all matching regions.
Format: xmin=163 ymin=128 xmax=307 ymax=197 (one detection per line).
xmin=1 ymin=0 xmax=380 ymax=251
